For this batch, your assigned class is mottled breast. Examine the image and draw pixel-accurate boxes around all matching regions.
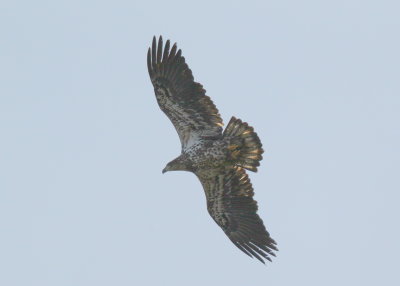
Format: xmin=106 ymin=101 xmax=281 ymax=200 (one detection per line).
xmin=185 ymin=139 xmax=228 ymax=172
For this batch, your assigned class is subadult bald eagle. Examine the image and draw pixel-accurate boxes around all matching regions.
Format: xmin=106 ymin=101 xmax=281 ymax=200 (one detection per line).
xmin=147 ymin=36 xmax=277 ymax=263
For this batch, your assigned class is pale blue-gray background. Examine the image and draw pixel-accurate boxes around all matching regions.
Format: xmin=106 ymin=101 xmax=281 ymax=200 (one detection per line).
xmin=1 ymin=1 xmax=399 ymax=285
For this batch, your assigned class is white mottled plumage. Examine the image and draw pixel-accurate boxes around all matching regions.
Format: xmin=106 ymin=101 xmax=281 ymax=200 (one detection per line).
xmin=147 ymin=36 xmax=277 ymax=263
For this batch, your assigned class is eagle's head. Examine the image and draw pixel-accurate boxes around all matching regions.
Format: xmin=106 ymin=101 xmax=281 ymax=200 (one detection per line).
xmin=162 ymin=155 xmax=192 ymax=173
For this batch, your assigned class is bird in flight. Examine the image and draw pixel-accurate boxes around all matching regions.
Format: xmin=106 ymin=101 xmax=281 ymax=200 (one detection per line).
xmin=147 ymin=36 xmax=277 ymax=263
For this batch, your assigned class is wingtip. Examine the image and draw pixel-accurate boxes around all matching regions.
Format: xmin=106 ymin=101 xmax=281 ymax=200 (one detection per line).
xmin=152 ymin=35 xmax=164 ymax=42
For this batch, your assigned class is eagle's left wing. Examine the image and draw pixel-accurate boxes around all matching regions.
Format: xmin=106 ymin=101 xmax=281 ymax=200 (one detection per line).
xmin=147 ymin=36 xmax=223 ymax=151
xmin=197 ymin=167 xmax=278 ymax=264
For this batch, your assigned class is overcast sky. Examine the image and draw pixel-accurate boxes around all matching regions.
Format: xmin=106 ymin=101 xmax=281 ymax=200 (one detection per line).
xmin=1 ymin=1 xmax=399 ymax=285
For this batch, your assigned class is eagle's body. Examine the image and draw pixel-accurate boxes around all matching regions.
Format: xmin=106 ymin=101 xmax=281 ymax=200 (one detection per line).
xmin=165 ymin=139 xmax=228 ymax=173
xmin=147 ymin=36 xmax=277 ymax=263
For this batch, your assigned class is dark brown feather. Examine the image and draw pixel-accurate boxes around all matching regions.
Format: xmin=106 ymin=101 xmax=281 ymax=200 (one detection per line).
xmin=197 ymin=166 xmax=277 ymax=264
xmin=147 ymin=36 xmax=223 ymax=151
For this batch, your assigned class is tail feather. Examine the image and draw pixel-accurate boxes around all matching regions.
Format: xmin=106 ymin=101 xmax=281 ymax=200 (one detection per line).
xmin=223 ymin=117 xmax=264 ymax=172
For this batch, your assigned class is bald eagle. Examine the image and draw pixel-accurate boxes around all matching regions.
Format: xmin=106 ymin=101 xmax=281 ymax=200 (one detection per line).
xmin=147 ymin=36 xmax=277 ymax=263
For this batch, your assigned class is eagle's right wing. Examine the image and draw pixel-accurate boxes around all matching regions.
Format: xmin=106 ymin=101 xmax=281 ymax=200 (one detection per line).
xmin=197 ymin=166 xmax=278 ymax=264
xmin=147 ymin=36 xmax=223 ymax=151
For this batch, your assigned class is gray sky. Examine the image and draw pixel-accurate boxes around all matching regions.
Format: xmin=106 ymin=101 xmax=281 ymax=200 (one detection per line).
xmin=1 ymin=0 xmax=399 ymax=285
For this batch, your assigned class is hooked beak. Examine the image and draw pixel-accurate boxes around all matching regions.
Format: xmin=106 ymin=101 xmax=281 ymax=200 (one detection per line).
xmin=162 ymin=167 xmax=167 ymax=174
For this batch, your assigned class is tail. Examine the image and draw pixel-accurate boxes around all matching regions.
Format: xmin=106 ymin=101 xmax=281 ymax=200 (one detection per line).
xmin=223 ymin=116 xmax=264 ymax=172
